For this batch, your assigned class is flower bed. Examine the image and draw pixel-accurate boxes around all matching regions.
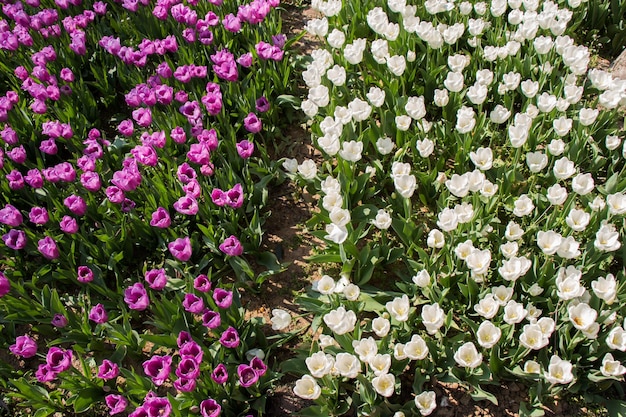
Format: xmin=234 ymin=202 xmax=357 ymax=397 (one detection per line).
xmin=287 ymin=0 xmax=626 ymax=415
xmin=0 ymin=0 xmax=299 ymax=415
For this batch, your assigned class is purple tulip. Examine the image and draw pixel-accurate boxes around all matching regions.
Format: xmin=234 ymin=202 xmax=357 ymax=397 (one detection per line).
xmin=187 ymin=143 xmax=211 ymax=165
xmin=38 ymin=236 xmax=59 ymax=260
xmin=106 ymin=186 xmax=125 ymax=204
xmin=202 ymin=93 xmax=222 ymax=116
xmin=219 ymin=326 xmax=240 ymax=348
xmin=168 ymin=237 xmax=192 ymax=261
xmin=105 ymin=394 xmax=127 ymax=415
xmin=226 ymin=184 xmax=244 ymax=208
xmin=174 ymin=377 xmax=196 ymax=392
xmin=77 ymin=266 xmax=94 ymax=283
xmin=202 ymin=310 xmax=221 ymax=329
xmin=183 ymin=179 xmax=201 ymax=198
xmin=59 ymin=216 xmax=79 ymax=234
xmin=177 ymin=331 xmax=192 ymax=347
xmin=9 ymin=335 xmax=37 ymax=358
xmin=131 ymin=145 xmax=158 ymax=166
xmin=64 ymin=194 xmax=87 ymax=216
xmin=98 ymin=360 xmax=120 ymax=380
xmin=143 ymin=355 xmax=172 ymax=386
xmin=213 ymin=288 xmax=233 ymax=309
xmin=81 ymin=171 xmax=102 ymax=192
xmin=46 ymin=347 xmax=72 ymax=372
xmin=29 ymin=206 xmax=49 ymax=225
xmin=211 ymin=364 xmax=228 ymax=384
xmin=200 ymin=398 xmax=221 ymax=417
xmin=182 ymin=293 xmax=204 ymax=314
xmin=7 ymin=145 xmax=26 ymax=164
xmin=170 ymin=127 xmax=186 ymax=144
xmin=144 ymin=396 xmax=171 ymax=417
xmin=60 ymin=68 xmax=74 ymax=82
xmin=250 ymin=356 xmax=268 ymax=377
xmin=211 ymin=189 xmax=226 ymax=207
xmin=7 ymin=170 xmax=25 ymax=190
xmin=3 ymin=229 xmax=27 ymax=250
xmin=272 ymin=34 xmax=287 ymax=48
xmin=243 ymin=113 xmax=262 ymax=133
xmin=193 ymin=274 xmax=212 ymax=292
xmin=149 ymin=208 xmax=171 ymax=229
xmin=179 ymin=341 xmax=203 ymax=364
xmin=25 ymin=169 xmax=44 ymax=188
xmin=0 ymin=204 xmax=23 ymax=226
xmin=0 ymin=272 xmax=8 ymax=297
xmin=237 ymin=52 xmax=253 ymax=68
xmin=36 ymin=364 xmax=57 ymax=382
xmin=219 ymin=235 xmax=243 ymax=256
xmin=51 ymin=314 xmax=68 ymax=328
xmin=124 ymin=283 xmax=150 ymax=311
xmin=145 ymin=268 xmax=168 ymax=290
xmin=173 ymin=195 xmax=199 ymax=215
xmin=39 ymin=138 xmax=58 ymax=155
xmin=175 ymin=357 xmax=200 ymax=380
xmin=117 ymin=120 xmax=134 ymax=137
xmin=128 ymin=406 xmax=148 ymax=417
xmin=236 ymin=140 xmax=254 ymax=159
xmin=237 ymin=364 xmax=259 ymax=387
xmin=177 ymin=163 xmax=196 ymax=183
xmin=89 ymin=304 xmax=108 ymax=324
xmin=222 ymin=13 xmax=241 ymax=32
xmin=255 ymin=96 xmax=270 ymax=113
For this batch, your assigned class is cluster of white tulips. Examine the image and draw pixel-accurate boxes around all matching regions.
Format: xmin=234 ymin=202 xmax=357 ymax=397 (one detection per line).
xmin=285 ymin=0 xmax=626 ymax=414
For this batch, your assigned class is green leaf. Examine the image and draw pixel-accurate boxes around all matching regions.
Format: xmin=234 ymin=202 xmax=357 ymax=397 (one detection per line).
xmin=72 ymin=388 xmax=103 ymax=413
xmin=469 ymin=385 xmax=498 ymax=405
xmin=519 ymin=401 xmax=545 ymax=417
xmin=606 ymin=399 xmax=626 ymax=417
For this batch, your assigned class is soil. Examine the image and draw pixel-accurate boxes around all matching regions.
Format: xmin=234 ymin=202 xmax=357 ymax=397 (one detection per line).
xmin=249 ymin=3 xmax=626 ymax=417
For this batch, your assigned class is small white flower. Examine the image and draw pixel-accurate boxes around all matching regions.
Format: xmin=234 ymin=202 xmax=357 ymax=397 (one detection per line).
xmin=371 ymin=373 xmax=395 ymax=397
xmin=415 ymin=391 xmax=437 ymax=416
xmin=297 ymin=159 xmax=318 ymax=179
xmin=503 ymin=300 xmax=527 ymax=324
xmin=545 ymin=355 xmax=574 ymax=385
xmin=416 ymin=138 xmax=435 ymax=158
xmin=524 ymin=360 xmax=541 ymax=374
xmin=293 ymin=375 xmax=322 ymax=399
xmin=405 ymin=334 xmax=429 ymax=360
xmin=327 ymin=28 xmax=345 ymax=48
xmin=325 ymin=223 xmax=348 ymax=244
xmin=607 ymin=193 xmax=626 ymax=215
xmin=323 ymin=306 xmax=356 ymax=335
xmin=566 ymin=208 xmax=590 ymax=232
xmin=387 ymin=55 xmax=406 ymax=76
xmin=592 ymin=274 xmax=617 ymax=305
xmin=513 ymin=194 xmax=534 ymax=217
xmin=369 ymin=354 xmax=392 ymax=376
xmin=271 ymin=309 xmax=292 ymax=331
xmin=455 ymin=106 xmax=476 ymax=134
xmin=282 ymin=158 xmax=298 ymax=174
xmin=568 ymin=302 xmax=597 ymax=331
xmin=386 ymin=294 xmax=411 ymax=322
xmin=372 ymin=209 xmax=392 ymax=230
xmin=454 ymin=342 xmax=483 ymax=368
xmin=371 ymin=317 xmax=390 ymax=337
xmin=601 ymin=353 xmax=626 ymax=377
xmin=537 ymin=230 xmax=563 ymax=255
xmin=306 ymin=351 xmax=333 ymax=378
xmin=433 ymin=89 xmax=449 ymax=107
xmin=353 ymin=337 xmax=378 ymax=363
xmin=476 ymin=321 xmax=501 ymax=348
xmin=553 ymin=157 xmax=576 ymax=180
xmin=474 ymin=294 xmax=499 ymax=319
xmin=367 ymin=86 xmax=386 ymax=107
xmin=594 ymin=223 xmax=621 ymax=252
xmin=376 ymin=136 xmax=394 ymax=155
xmin=335 ymin=352 xmax=361 ymax=378
xmin=421 ymin=303 xmax=445 ymax=334
xmin=470 ymin=147 xmax=493 ymax=170
xmin=547 ymin=139 xmax=565 ymax=156
xmin=412 ymin=270 xmax=431 ymax=287
xmin=427 ymin=229 xmax=445 ymax=248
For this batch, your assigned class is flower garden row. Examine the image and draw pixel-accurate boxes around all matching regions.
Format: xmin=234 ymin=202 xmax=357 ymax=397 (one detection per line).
xmin=0 ymin=0 xmax=299 ymax=415
xmin=0 ymin=0 xmax=625 ymax=416
xmin=285 ymin=0 xmax=626 ymax=416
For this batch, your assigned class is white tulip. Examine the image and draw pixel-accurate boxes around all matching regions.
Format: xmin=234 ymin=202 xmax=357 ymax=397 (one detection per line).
xmin=386 ymin=294 xmax=411 ymax=322
xmin=352 ymin=337 xmax=378 ymax=363
xmin=372 ymin=209 xmax=392 ymax=230
xmin=405 ymin=334 xmax=429 ymax=360
xmin=335 ymin=352 xmax=361 ymax=378
xmin=545 ymin=355 xmax=574 ymax=385
xmin=371 ymin=317 xmax=391 ymax=337
xmin=414 ymin=391 xmax=437 ymax=416
xmin=369 ymin=354 xmax=392 ymax=376
xmin=601 ymin=353 xmax=626 ymax=377
xmin=513 ymin=194 xmax=534 ymax=217
xmin=476 ymin=321 xmax=501 ymax=348
xmin=594 ymin=223 xmax=621 ymax=252
xmin=427 ymin=229 xmax=445 ymax=248
xmin=474 ymin=294 xmax=499 ymax=319
xmin=293 ymin=375 xmax=321 ymax=399
xmin=271 ymin=309 xmax=292 ymax=331
xmin=421 ymin=303 xmax=445 ymax=334
xmin=454 ymin=342 xmax=483 ymax=368
xmin=324 ymin=223 xmax=348 ymax=244
xmin=306 ymin=351 xmax=334 ymax=378
xmin=592 ymin=274 xmax=617 ymax=305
